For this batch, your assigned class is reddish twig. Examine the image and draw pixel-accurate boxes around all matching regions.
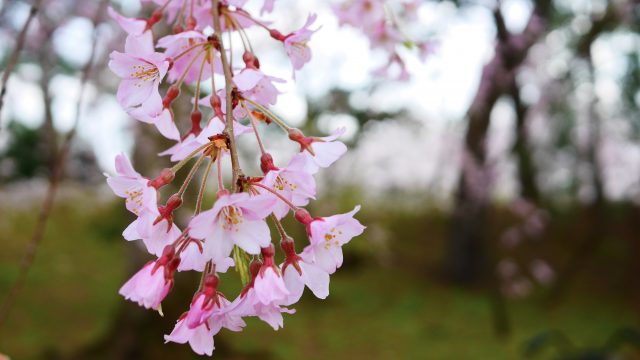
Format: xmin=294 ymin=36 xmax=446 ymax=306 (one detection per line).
xmin=0 ymin=0 xmax=110 ymax=329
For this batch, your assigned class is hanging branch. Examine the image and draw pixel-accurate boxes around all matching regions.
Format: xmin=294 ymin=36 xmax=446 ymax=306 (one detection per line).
xmin=0 ymin=1 xmax=40 ymax=117
xmin=211 ymin=0 xmax=243 ymax=190
xmin=0 ymin=0 xmax=110 ymax=328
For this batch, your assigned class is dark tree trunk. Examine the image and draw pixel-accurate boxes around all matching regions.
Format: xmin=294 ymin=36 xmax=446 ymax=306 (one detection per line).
xmin=547 ymin=56 xmax=607 ymax=304
xmin=510 ymin=79 xmax=540 ymax=203
xmin=446 ymin=2 xmax=550 ymax=285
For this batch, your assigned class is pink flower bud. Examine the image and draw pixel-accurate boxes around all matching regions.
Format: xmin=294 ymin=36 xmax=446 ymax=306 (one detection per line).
xmin=261 ymin=244 xmax=275 ymax=259
xmin=148 ymin=168 xmax=175 ymax=189
xmin=288 ymin=129 xmax=315 ymax=155
xmin=294 ymin=208 xmax=313 ymax=226
xmin=269 ymin=29 xmax=286 ymax=41
xmin=146 ymin=9 xmax=163 ymax=30
xmin=163 ymin=85 xmax=181 ymax=109
xmin=260 ymin=153 xmax=278 ymax=174
xmin=243 ymin=51 xmax=260 ymax=69
xmin=190 ymin=110 xmax=203 ymax=136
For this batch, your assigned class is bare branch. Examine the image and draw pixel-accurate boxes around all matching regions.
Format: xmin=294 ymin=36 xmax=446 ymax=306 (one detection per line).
xmin=0 ymin=1 xmax=40 ymax=117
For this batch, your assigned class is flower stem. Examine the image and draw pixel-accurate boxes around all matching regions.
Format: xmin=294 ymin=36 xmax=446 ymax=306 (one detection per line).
xmin=251 ymin=182 xmax=299 ymax=211
xmin=216 ymin=155 xmax=225 ymax=191
xmin=171 ymin=42 xmax=207 ymax=63
xmin=177 ymin=152 xmax=206 ymax=197
xmin=270 ymin=213 xmax=288 ymax=240
xmin=244 ymin=103 xmax=267 ymax=155
xmin=195 ymin=157 xmax=214 ymax=214
xmin=176 ymin=48 xmax=207 ymax=88
xmin=242 ymin=98 xmax=292 ymax=132
xmin=170 ymin=141 xmax=213 ymax=173
xmin=193 ymin=50 xmax=209 ymax=111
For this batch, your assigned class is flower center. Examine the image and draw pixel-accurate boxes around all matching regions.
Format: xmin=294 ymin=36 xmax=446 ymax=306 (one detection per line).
xmin=323 ymin=227 xmax=342 ymax=249
xmin=131 ymin=62 xmax=159 ymax=83
xmin=125 ymin=188 xmax=144 ymax=215
xmin=273 ymin=175 xmax=298 ymax=192
xmin=221 ymin=205 xmax=244 ymax=232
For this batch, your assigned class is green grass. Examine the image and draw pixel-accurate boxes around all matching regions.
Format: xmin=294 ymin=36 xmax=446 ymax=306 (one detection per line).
xmin=0 ymin=190 xmax=126 ymax=359
xmin=0 ymin=190 xmax=638 ymax=359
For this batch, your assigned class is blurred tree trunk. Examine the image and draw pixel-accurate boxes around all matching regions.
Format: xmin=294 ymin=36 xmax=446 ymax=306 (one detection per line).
xmin=510 ymin=79 xmax=540 ymax=203
xmin=547 ymin=57 xmax=606 ymax=303
xmin=446 ymin=0 xmax=551 ymax=285
xmin=546 ymin=2 xmax=625 ymax=304
xmin=446 ymin=1 xmax=552 ymax=337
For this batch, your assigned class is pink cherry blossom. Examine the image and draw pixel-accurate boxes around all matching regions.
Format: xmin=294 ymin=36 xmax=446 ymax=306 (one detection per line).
xmin=105 ymin=153 xmax=158 ymax=216
xmin=119 ymin=248 xmax=178 ymax=310
xmin=108 ymin=32 xmax=170 ymax=111
xmin=207 ymin=296 xmax=246 ymax=333
xmin=127 ymin=91 xmax=180 ymax=140
xmin=252 ymin=245 xmax=289 ymax=305
xmin=260 ymin=153 xmax=316 ymax=219
xmin=165 ymin=293 xmax=245 ymax=356
xmin=283 ymin=14 xmax=318 ymax=71
xmin=282 ymin=253 xmax=330 ymax=305
xmin=177 ymin=242 xmax=235 ymax=273
xmin=234 ymin=68 xmax=284 ymax=106
xmin=177 ymin=239 xmax=207 ymax=272
xmin=189 ymin=192 xmax=277 ymax=262
xmin=123 ymin=209 xmax=182 ymax=256
xmin=254 ymin=266 xmax=289 ymax=304
xmin=289 ymin=127 xmax=348 ymax=173
xmin=230 ymin=289 xmax=295 ymax=330
xmin=157 ymin=31 xmax=216 ymax=84
xmin=164 ymin=318 xmax=215 ymax=356
xmin=303 ymin=206 xmax=365 ymax=274
xmin=108 ymin=7 xmax=147 ymax=36
xmin=185 ymin=275 xmax=221 ymax=328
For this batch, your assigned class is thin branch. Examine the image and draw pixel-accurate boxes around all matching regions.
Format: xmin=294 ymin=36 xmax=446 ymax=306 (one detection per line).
xmin=0 ymin=0 xmax=109 ymax=329
xmin=211 ymin=0 xmax=243 ymax=191
xmin=0 ymin=1 xmax=40 ymax=117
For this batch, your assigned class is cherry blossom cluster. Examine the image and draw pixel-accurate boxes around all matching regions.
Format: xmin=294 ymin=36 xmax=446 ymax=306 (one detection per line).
xmin=105 ymin=0 xmax=364 ymax=356
xmin=332 ymin=0 xmax=431 ymax=80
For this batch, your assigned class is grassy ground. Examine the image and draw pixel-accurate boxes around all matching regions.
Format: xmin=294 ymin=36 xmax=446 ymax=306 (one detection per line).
xmin=0 ymin=188 xmax=638 ymax=359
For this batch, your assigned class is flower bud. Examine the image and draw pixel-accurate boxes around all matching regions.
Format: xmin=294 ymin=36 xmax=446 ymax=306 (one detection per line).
xmin=163 ymin=85 xmax=181 ymax=109
xmin=280 ymin=236 xmax=296 ymax=257
xmin=203 ymin=274 xmax=219 ymax=294
xmin=261 ymin=243 xmax=275 ymax=258
xmin=190 ymin=110 xmax=203 ymax=136
xmin=288 ymin=128 xmax=315 ymax=155
xmin=260 ymin=153 xmax=278 ymax=174
xmin=149 ymin=168 xmax=175 ymax=189
xmin=243 ymin=51 xmax=260 ymax=69
xmin=269 ymin=29 xmax=286 ymax=41
xmin=294 ymin=208 xmax=313 ymax=226
xmin=210 ymin=94 xmax=225 ymax=120
xmin=146 ymin=9 xmax=163 ymax=30
xmin=165 ymin=194 xmax=183 ymax=212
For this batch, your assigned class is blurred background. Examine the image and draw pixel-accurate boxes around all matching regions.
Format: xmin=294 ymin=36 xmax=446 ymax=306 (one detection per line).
xmin=1 ymin=0 xmax=640 ymax=359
